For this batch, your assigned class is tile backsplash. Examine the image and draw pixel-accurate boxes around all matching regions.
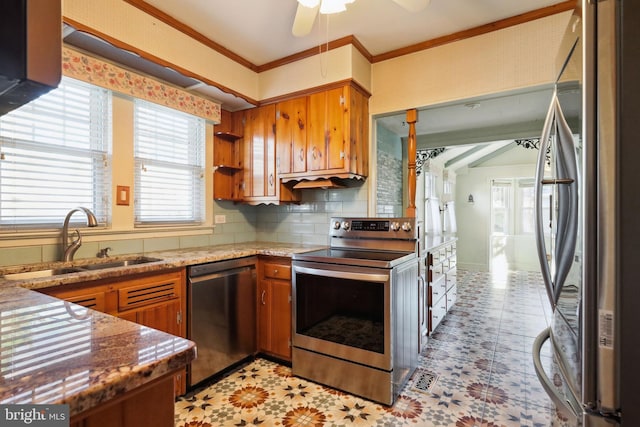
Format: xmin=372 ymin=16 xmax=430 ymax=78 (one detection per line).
xmin=0 ymin=184 xmax=369 ymax=267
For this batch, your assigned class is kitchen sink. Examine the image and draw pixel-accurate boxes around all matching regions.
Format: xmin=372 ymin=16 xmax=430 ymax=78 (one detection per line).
xmin=2 ymin=268 xmax=84 ymax=281
xmin=1 ymin=257 xmax=163 ymax=280
xmin=79 ymin=256 xmax=162 ymax=271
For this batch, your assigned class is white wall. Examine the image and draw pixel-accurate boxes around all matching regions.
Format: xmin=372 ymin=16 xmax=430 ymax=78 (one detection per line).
xmin=455 ymin=147 xmax=539 ymax=271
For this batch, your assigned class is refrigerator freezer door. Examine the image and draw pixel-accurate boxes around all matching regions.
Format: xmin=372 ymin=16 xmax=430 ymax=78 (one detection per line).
xmin=534 ymin=94 xmax=580 ymax=308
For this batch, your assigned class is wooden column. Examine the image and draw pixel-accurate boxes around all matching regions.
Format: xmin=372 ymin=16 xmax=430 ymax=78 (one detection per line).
xmin=406 ymin=109 xmax=418 ymax=218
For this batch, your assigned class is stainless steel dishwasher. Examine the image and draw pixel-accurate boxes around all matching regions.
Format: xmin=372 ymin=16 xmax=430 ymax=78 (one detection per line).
xmin=187 ymin=256 xmax=257 ymax=388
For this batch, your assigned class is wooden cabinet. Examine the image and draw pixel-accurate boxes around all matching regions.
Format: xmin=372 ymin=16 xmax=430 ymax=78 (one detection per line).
xmin=279 ymin=82 xmax=369 ymax=183
xmin=242 ymin=104 xmax=300 ymax=205
xmin=426 ymin=239 xmax=457 ymax=335
xmin=257 ymin=256 xmax=292 ymax=361
xmin=69 ymin=373 xmax=176 ymax=427
xmin=244 ymin=104 xmax=276 ymax=202
xmin=219 ymin=81 xmax=368 ymax=203
xmin=39 ymin=269 xmax=187 ymax=397
xmin=214 ymin=109 xmax=244 ymax=201
xmin=276 ymin=97 xmax=307 ymax=174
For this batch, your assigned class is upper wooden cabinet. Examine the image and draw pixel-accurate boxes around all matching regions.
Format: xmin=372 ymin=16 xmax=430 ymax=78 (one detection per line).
xmin=276 ymin=97 xmax=307 ymax=175
xmin=280 ymin=82 xmax=370 ymax=183
xmin=242 ymin=104 xmax=300 ymax=205
xmin=213 ymin=81 xmax=369 ymax=204
xmin=213 ymin=109 xmax=244 ymax=201
xmin=244 ymin=104 xmax=276 ymax=202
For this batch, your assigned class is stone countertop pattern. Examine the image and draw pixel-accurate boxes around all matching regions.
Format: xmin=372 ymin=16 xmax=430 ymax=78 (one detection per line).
xmin=0 ymin=241 xmax=323 ymax=416
xmin=0 ymin=286 xmax=195 ymax=416
xmin=0 ymin=241 xmax=325 ymax=290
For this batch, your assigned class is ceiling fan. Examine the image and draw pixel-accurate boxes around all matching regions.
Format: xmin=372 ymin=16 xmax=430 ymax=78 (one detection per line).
xmin=292 ymin=0 xmax=431 ymax=37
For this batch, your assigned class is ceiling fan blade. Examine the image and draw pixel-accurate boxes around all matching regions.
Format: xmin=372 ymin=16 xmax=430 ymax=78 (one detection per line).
xmin=292 ymin=3 xmax=320 ymax=37
xmin=390 ymin=0 xmax=431 ymax=13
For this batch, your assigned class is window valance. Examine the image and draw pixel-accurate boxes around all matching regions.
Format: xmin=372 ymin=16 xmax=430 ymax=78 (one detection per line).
xmin=62 ymin=46 xmax=221 ymax=123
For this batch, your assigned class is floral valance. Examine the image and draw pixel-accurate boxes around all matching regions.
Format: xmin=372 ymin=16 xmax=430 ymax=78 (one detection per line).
xmin=62 ymin=46 xmax=221 ymax=123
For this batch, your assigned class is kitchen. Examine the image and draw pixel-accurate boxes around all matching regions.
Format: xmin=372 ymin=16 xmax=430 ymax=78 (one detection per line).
xmin=1 ymin=0 xmax=638 ymax=426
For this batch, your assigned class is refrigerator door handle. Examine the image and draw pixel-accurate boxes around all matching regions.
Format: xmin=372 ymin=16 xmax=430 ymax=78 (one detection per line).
xmin=535 ymin=94 xmax=558 ymax=308
xmin=551 ymin=96 xmax=580 ymax=303
xmin=532 ymin=328 xmax=581 ymax=422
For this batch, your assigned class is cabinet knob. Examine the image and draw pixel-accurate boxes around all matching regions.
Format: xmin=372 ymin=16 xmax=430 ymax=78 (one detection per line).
xmin=269 ymin=173 xmax=274 ymax=186
xmin=261 ymin=290 xmax=266 ymax=305
xmin=299 ymin=148 xmax=304 ymax=161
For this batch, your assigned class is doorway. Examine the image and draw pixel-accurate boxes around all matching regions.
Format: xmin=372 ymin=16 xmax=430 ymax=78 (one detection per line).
xmin=489 ymin=177 xmax=543 ymax=275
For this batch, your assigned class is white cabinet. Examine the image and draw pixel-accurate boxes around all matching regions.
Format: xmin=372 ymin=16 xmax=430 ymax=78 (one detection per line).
xmin=427 ymin=238 xmax=457 ymax=334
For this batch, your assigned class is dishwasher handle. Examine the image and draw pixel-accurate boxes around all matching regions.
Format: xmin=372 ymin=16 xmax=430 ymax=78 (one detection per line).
xmin=189 ymin=265 xmax=255 ymax=285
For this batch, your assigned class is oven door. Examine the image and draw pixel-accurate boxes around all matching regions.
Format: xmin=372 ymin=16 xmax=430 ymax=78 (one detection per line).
xmin=292 ymin=260 xmax=391 ymax=371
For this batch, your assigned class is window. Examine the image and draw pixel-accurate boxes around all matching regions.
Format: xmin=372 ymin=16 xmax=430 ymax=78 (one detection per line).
xmin=133 ymin=100 xmax=205 ymax=225
xmin=518 ymin=179 xmax=536 ymax=234
xmin=490 ymin=178 xmax=549 ymax=236
xmin=491 ymin=180 xmax=511 ymax=235
xmin=0 ymin=77 xmax=111 ymax=230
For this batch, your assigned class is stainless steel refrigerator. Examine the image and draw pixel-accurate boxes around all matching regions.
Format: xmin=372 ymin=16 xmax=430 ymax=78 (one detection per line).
xmin=532 ymin=0 xmax=640 ymax=425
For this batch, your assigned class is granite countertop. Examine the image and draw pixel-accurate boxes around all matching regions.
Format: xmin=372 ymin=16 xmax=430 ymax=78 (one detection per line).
xmin=0 ymin=286 xmax=195 ymax=416
xmin=0 ymin=241 xmax=325 ymax=290
xmin=0 ymin=241 xmax=323 ymax=417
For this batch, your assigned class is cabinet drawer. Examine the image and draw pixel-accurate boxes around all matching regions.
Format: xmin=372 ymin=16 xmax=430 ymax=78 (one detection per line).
xmin=429 ymin=261 xmax=445 ymax=282
xmin=428 ymin=275 xmax=447 ymax=306
xmin=118 ymin=276 xmax=179 ymax=311
xmin=448 ymin=254 xmax=457 ymax=269
xmin=263 ymin=262 xmax=291 ymax=280
xmin=431 ymin=249 xmax=445 ymax=265
xmin=446 ymin=267 xmax=457 ymax=291
xmin=446 ymin=284 xmax=457 ymax=310
xmin=64 ymin=291 xmax=106 ymax=312
xmin=429 ymin=301 xmax=447 ymax=333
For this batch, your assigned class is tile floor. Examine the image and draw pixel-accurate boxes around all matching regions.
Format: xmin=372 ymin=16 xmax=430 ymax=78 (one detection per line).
xmin=175 ymin=269 xmax=557 ymax=427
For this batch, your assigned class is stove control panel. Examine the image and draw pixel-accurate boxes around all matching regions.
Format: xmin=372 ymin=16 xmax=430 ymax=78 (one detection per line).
xmin=330 ymin=217 xmax=415 ymax=237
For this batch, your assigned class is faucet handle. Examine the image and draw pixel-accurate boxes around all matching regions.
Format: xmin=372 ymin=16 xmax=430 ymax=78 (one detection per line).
xmin=97 ymin=247 xmax=112 ymax=258
xmin=71 ymin=229 xmax=81 ymax=243
xmin=63 ymin=230 xmax=83 ymax=262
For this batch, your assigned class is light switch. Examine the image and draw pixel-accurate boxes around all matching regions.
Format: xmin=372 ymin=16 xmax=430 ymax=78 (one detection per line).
xmin=116 ymin=185 xmax=130 ymax=206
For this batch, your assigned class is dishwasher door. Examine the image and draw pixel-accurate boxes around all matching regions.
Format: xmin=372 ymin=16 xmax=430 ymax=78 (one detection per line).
xmin=188 ymin=257 xmax=257 ymax=387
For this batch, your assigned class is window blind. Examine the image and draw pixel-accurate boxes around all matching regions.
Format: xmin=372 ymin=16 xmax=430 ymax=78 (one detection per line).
xmin=133 ymin=100 xmax=205 ymax=225
xmin=0 ymin=77 xmax=111 ymax=230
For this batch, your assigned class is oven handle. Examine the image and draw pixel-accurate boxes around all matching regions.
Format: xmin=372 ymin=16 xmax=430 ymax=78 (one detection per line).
xmin=294 ymin=265 xmax=389 ymax=282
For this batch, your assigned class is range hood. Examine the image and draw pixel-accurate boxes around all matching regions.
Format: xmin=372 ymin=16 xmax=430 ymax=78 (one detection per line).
xmin=0 ymin=0 xmax=61 ymax=116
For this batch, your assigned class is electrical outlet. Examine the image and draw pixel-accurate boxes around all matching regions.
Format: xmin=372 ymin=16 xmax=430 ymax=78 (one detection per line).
xmin=215 ymin=215 xmax=226 ymax=224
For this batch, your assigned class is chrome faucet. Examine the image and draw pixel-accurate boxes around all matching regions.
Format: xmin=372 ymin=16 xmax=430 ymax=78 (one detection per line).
xmin=62 ymin=207 xmax=98 ymax=262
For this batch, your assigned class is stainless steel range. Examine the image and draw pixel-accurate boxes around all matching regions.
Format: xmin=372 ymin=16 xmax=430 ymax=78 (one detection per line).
xmin=291 ymin=217 xmax=419 ymax=406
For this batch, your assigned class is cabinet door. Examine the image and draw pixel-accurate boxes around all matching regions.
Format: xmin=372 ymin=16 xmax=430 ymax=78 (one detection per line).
xmin=257 ymin=279 xmax=292 ymax=361
xmin=120 ymin=298 xmax=184 ymax=397
xmin=307 ymin=87 xmax=346 ymax=172
xmin=244 ymin=104 xmax=276 ymax=199
xmin=276 ymin=97 xmax=307 ymax=174
xmin=269 ymin=279 xmax=292 ymax=360
xmin=129 ymin=299 xmax=182 ymax=337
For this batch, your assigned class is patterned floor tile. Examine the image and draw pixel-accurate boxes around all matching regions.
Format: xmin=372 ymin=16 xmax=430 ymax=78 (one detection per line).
xmin=175 ymin=269 xmax=556 ymax=427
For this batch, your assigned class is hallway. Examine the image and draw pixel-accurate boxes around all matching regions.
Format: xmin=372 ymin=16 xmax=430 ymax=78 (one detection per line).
xmin=175 ymin=269 xmax=555 ymax=426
